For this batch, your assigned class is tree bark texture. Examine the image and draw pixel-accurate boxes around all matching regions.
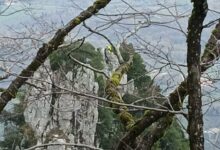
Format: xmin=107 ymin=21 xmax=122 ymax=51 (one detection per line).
xmin=187 ymin=1 xmax=208 ymax=149
xmin=105 ymin=51 xmax=135 ymax=130
xmin=136 ymin=114 xmax=173 ymax=150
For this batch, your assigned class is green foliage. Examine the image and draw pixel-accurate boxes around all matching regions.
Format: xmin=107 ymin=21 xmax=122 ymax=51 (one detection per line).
xmin=0 ymin=41 xmax=188 ymax=149
xmin=0 ymin=126 xmax=23 ymax=149
xmin=153 ymin=119 xmax=189 ymax=150
xmin=95 ymin=42 xmax=188 ymax=149
xmin=96 ymin=107 xmax=124 ymax=149
xmin=0 ymin=90 xmax=37 ymax=149
xmin=39 ymin=41 xmax=192 ymax=150
xmin=95 ymin=74 xmax=105 ymax=96
xmin=127 ymin=53 xmax=151 ymax=95
xmin=97 ymin=43 xmax=154 ymax=149
xmin=122 ymin=94 xmax=145 ymax=117
xmin=49 ymin=42 xmax=104 ymax=72
xmin=119 ymin=43 xmax=151 ymax=97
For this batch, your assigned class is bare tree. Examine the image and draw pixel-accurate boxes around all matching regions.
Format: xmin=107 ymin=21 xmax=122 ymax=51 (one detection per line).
xmin=187 ymin=0 xmax=208 ymax=149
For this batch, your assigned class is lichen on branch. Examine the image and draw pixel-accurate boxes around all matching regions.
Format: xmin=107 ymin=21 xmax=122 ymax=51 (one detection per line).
xmin=105 ymin=51 xmax=135 ymax=129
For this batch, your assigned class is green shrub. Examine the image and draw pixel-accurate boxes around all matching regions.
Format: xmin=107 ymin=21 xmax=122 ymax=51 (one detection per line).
xmin=49 ymin=42 xmax=104 ymax=72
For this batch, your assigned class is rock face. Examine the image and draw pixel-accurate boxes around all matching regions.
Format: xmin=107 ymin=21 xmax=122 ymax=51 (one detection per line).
xmin=24 ymin=60 xmax=99 ymax=149
xmin=23 ymin=47 xmax=134 ymax=149
xmin=101 ymin=48 xmax=133 ymax=96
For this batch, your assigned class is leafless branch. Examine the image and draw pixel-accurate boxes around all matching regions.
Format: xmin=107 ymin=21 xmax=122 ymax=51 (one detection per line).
xmin=25 ymin=143 xmax=102 ymax=150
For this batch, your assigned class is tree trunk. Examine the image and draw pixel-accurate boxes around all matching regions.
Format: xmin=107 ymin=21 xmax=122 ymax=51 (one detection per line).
xmin=117 ymin=7 xmax=220 ymax=150
xmin=187 ymin=1 xmax=208 ymax=149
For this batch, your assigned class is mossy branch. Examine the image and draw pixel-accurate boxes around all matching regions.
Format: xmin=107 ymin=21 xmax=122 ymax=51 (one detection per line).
xmin=105 ymin=52 xmax=134 ymax=129
xmin=201 ymin=20 xmax=220 ymax=72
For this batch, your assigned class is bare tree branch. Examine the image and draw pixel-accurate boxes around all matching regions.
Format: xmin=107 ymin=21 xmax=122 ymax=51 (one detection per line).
xmin=0 ymin=0 xmax=111 ymax=112
xmin=69 ymin=55 xmax=109 ymax=79
xmin=23 ymin=78 xmax=185 ymax=114
xmin=25 ymin=143 xmax=102 ymax=150
xmin=117 ymin=20 xmax=220 ymax=150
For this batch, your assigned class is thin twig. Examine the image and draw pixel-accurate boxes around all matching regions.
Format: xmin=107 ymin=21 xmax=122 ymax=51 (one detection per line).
xmin=25 ymin=143 xmax=102 ymax=150
xmin=69 ymin=55 xmax=109 ymax=79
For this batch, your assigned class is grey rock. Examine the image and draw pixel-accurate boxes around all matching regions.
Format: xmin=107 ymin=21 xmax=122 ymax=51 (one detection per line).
xmin=23 ymin=48 xmax=134 ymax=150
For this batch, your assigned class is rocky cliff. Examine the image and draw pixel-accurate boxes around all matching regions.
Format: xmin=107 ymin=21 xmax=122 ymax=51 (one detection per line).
xmin=24 ymin=60 xmax=99 ymax=149
xmin=23 ymin=43 xmax=134 ymax=149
